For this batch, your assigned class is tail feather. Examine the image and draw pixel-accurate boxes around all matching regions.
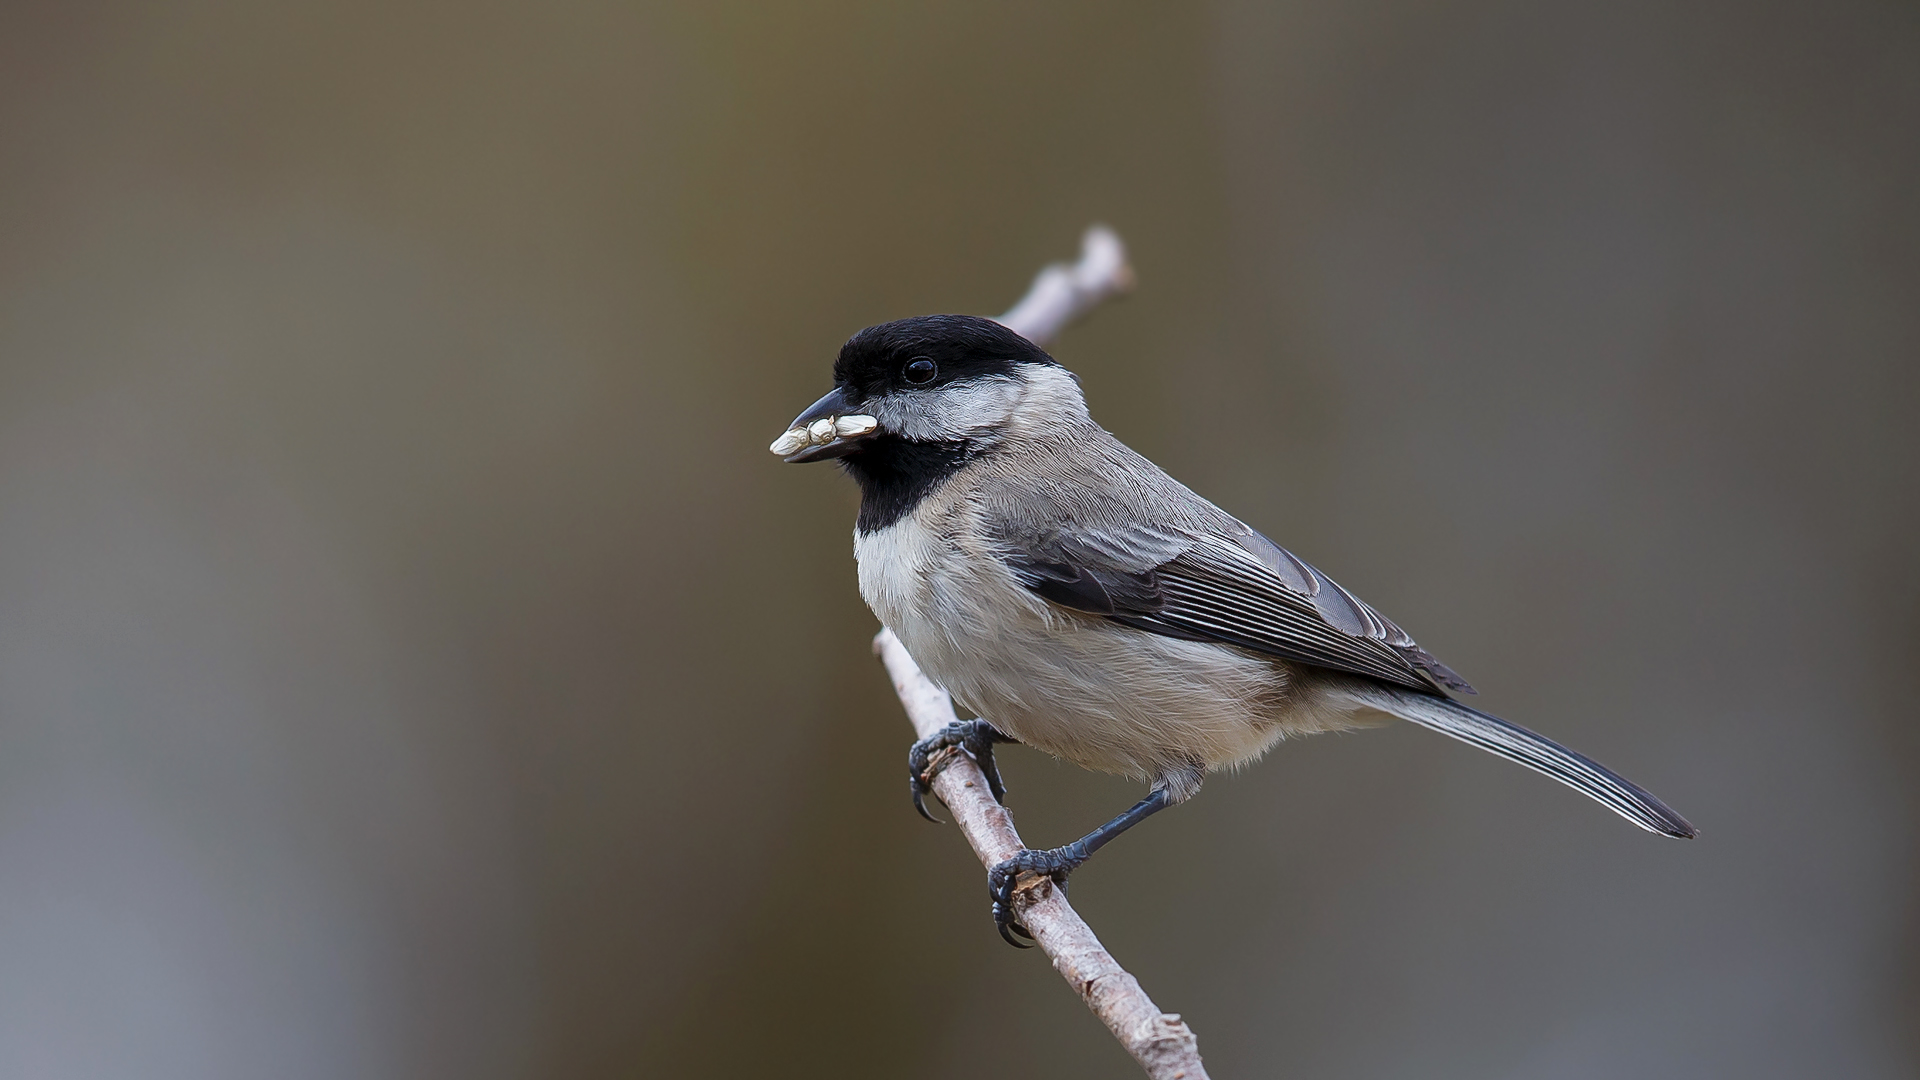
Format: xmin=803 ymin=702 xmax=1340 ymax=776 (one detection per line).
xmin=1339 ymin=682 xmax=1697 ymax=839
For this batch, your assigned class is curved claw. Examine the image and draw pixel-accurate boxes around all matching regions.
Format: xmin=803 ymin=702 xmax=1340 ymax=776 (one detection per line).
xmin=907 ymin=729 xmax=949 ymax=824
xmin=988 ymin=862 xmax=1019 ymax=941
xmin=997 ymin=915 xmax=1035 ymax=948
xmin=911 ymin=778 xmax=941 ymax=824
xmin=988 ymin=848 xmax=1079 ymax=948
xmin=907 ymin=720 xmax=1015 ymax=823
xmin=991 ymin=872 xmax=1033 ymax=947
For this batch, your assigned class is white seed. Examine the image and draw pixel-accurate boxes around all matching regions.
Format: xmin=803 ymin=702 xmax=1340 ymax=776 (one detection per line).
xmin=808 ymin=418 xmax=836 ymax=443
xmin=769 ymin=428 xmax=809 ymax=456
xmin=834 ymin=414 xmax=878 ymax=437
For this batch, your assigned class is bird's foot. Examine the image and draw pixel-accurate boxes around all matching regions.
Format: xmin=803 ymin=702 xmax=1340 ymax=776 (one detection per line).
xmin=908 ymin=719 xmax=1013 ymax=822
xmin=987 ymin=845 xmax=1086 ymax=948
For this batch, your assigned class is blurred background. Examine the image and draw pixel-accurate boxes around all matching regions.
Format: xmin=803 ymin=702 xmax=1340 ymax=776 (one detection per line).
xmin=1 ymin=1 xmax=1915 ymax=1077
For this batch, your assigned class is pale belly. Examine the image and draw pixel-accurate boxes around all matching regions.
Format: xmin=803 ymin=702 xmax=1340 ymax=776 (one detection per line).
xmin=855 ymin=520 xmax=1359 ymax=787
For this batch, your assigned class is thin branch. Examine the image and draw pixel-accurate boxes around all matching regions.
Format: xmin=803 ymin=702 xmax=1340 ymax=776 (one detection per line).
xmin=995 ymin=224 xmax=1137 ymax=343
xmin=870 ymin=227 xmax=1209 ymax=1080
xmin=875 ymin=631 xmax=1206 ymax=1080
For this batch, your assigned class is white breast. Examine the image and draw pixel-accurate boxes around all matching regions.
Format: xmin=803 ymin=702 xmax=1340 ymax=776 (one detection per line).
xmin=853 ymin=509 xmax=1358 ymax=790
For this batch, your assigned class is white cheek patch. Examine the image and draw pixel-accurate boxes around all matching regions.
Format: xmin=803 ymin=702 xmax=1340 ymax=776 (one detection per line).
xmin=868 ymin=377 xmax=1023 ymax=441
xmin=768 ymin=413 xmax=878 ymax=455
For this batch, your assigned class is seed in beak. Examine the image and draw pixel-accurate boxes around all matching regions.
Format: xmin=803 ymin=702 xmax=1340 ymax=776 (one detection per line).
xmin=808 ymin=418 xmax=836 ymax=444
xmin=769 ymin=428 xmax=809 ymax=456
xmin=834 ymin=415 xmax=878 ymax=438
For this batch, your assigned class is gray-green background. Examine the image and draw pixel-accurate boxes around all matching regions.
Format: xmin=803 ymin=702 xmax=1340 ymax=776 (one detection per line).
xmin=1 ymin=2 xmax=1914 ymax=1077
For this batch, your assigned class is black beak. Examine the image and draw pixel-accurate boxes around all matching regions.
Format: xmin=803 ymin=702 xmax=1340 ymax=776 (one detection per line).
xmin=769 ymin=385 xmax=880 ymax=463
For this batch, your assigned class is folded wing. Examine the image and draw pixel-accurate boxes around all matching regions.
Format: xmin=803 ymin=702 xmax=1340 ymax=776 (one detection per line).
xmin=1001 ymin=519 xmax=1472 ymax=696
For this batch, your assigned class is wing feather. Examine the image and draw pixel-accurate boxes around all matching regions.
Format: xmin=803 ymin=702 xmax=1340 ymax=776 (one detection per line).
xmin=998 ymin=519 xmax=1473 ymax=695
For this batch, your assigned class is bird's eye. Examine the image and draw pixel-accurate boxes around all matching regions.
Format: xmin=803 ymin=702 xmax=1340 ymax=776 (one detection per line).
xmin=903 ymin=358 xmax=937 ymax=385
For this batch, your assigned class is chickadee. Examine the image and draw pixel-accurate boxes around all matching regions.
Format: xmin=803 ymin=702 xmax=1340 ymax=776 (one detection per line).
xmin=773 ymin=314 xmax=1695 ymax=945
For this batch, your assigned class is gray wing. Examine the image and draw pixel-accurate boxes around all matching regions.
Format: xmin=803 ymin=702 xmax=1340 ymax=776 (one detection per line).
xmin=1002 ymin=518 xmax=1473 ymax=696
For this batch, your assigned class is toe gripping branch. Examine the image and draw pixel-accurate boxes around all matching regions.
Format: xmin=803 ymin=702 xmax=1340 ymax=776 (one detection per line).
xmin=909 ymin=719 xmax=1015 ymax=823
xmin=987 ymin=846 xmax=1081 ymax=948
xmin=987 ymin=788 xmax=1175 ymax=948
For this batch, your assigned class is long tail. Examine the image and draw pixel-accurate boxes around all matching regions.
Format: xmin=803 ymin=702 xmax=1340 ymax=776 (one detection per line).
xmin=1335 ymin=681 xmax=1697 ymax=839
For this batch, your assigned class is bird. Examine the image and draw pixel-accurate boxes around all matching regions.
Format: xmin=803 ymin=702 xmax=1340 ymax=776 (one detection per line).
xmin=770 ymin=314 xmax=1695 ymax=945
